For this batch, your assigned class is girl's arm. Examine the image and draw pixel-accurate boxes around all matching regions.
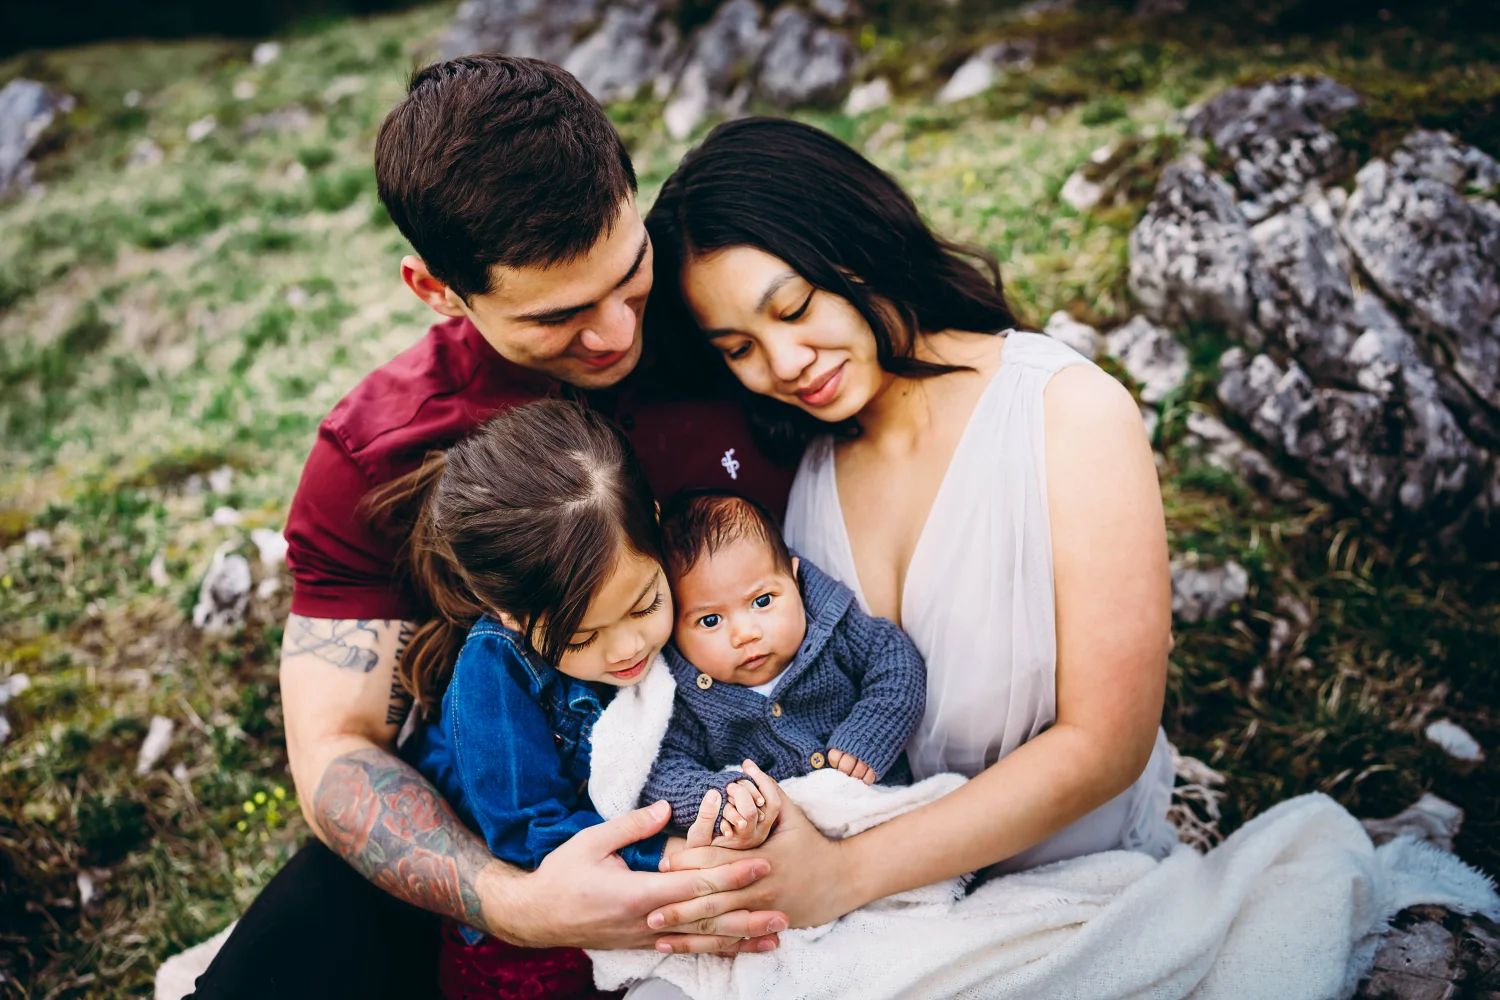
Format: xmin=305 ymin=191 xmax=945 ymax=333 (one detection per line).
xmin=450 ymin=635 xmax=666 ymax=873
xmin=655 ymin=366 xmax=1171 ymax=930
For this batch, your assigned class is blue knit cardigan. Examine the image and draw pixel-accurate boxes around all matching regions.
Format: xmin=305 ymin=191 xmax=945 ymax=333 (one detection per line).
xmin=641 ymin=556 xmax=927 ymax=831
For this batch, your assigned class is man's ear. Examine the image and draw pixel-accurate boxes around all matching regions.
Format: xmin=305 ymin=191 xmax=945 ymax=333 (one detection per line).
xmin=401 ymin=256 xmax=468 ymax=319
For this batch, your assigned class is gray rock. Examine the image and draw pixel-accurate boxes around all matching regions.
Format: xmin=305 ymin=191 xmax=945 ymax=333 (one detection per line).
xmin=1106 ymin=316 xmax=1189 ymax=404
xmin=192 ymin=546 xmax=253 ymax=633
xmin=1217 ymin=348 xmax=1400 ymax=513
xmin=1183 ymin=410 xmax=1305 ymax=501
xmin=938 ymin=39 xmax=1036 ymax=104
xmin=755 ymin=6 xmax=854 ymax=108
xmin=1187 ymin=74 xmax=1360 ymax=222
xmin=1170 ymin=558 xmax=1249 ymax=623
xmin=1043 ymin=310 xmax=1101 ymax=359
xmin=1341 ymin=131 xmax=1500 ymax=416
xmin=563 ymin=1 xmax=680 ymax=103
xmin=1425 ymin=719 xmax=1485 ymax=763
xmin=811 ymin=0 xmax=853 ymax=21
xmin=441 ymin=0 xmax=604 ymax=63
xmin=1249 ymin=191 xmax=1361 ymax=379
xmin=1 ymin=79 xmax=74 ymax=200
xmin=1362 ymin=912 xmax=1462 ymax=1000
xmin=1361 ymin=793 xmax=1464 ymax=853
xmin=663 ymin=0 xmax=767 ymax=139
xmin=1129 ymin=156 xmax=1266 ymax=342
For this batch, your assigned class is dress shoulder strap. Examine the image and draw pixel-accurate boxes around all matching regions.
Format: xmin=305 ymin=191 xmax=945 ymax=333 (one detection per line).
xmin=998 ymin=330 xmax=1098 ymax=376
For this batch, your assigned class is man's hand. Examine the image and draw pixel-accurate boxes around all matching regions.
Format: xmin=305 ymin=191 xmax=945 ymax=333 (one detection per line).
xmin=517 ymin=800 xmax=787 ymax=953
xmin=827 ymin=749 xmax=876 ymax=785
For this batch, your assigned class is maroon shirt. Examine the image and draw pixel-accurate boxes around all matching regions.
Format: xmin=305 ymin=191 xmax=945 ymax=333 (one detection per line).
xmin=285 ymin=316 xmax=792 ymax=620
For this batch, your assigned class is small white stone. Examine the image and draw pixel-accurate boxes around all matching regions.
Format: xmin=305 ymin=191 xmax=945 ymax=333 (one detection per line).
xmin=77 ymin=870 xmax=100 ymax=907
xmin=123 ymin=90 xmax=141 ymax=108
xmin=250 ymin=528 xmax=289 ymax=571
xmin=172 ymin=762 xmax=190 ymax=783
xmin=1043 ymin=310 xmax=1101 ymax=358
xmin=322 ymin=75 xmax=366 ymax=105
xmin=232 ymin=79 xmax=258 ymax=101
xmin=1107 ymin=316 xmax=1190 ymax=404
xmin=186 ymin=115 xmax=217 ymax=143
xmin=284 ymin=161 xmax=308 ymax=182
xmin=136 ymin=716 xmax=175 ymax=776
xmin=211 ymin=506 xmax=242 ymax=527
xmin=938 ymin=56 xmax=995 ymax=104
xmin=149 ymin=552 xmax=171 ymax=588
xmin=7 ymin=675 xmax=30 ymax=697
xmin=1060 ymin=168 xmax=1104 ymax=211
xmin=207 ymin=465 xmax=234 ymax=494
xmin=1425 ymin=720 xmax=1484 ymax=762
xmin=1140 ymin=404 xmax=1160 ymax=441
xmin=843 ymin=78 xmax=892 ymax=116
xmin=129 ymin=138 xmax=163 ymax=168
xmin=284 ymin=285 xmax=309 ymax=308
xmin=257 ymin=577 xmax=281 ymax=601
xmin=252 ymin=41 xmax=282 ymax=66
xmin=23 ymin=529 xmax=50 ymax=550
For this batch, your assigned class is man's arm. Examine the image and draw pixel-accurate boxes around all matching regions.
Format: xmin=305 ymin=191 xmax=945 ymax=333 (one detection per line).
xmin=280 ymin=614 xmax=788 ymax=950
xmin=280 ymin=614 xmax=503 ymax=932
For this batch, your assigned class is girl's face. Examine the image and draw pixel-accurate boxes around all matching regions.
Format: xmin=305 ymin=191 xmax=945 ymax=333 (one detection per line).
xmin=680 ymin=246 xmax=887 ymax=424
xmin=515 ymin=545 xmax=673 ymax=687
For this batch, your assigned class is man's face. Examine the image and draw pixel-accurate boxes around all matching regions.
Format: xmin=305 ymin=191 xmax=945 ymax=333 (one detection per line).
xmin=407 ymin=196 xmax=653 ymax=390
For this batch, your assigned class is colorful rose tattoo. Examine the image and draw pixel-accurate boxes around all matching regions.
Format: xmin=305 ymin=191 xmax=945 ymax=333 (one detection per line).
xmin=314 ymin=749 xmax=491 ymax=931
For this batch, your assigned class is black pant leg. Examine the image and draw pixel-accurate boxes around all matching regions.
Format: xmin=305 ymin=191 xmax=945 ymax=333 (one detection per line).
xmin=188 ymin=840 xmax=441 ymax=1000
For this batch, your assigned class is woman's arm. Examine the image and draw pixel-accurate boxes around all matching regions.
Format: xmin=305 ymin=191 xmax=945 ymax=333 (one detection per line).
xmin=655 ymin=366 xmax=1171 ymax=931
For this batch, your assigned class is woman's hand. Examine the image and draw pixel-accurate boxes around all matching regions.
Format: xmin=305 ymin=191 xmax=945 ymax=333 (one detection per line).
xmin=504 ymin=800 xmax=787 ymax=954
xmin=654 ymin=768 xmax=862 ymax=943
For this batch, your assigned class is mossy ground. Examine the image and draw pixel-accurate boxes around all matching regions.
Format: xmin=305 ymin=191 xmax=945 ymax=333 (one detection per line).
xmin=1 ymin=2 xmax=1497 ymax=996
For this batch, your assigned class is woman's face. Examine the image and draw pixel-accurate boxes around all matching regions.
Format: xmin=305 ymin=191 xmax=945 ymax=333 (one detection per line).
xmin=680 ymin=246 xmax=886 ymax=423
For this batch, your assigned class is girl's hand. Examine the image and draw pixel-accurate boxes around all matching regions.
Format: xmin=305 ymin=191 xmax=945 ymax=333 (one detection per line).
xmin=826 ymin=749 xmax=876 ymax=785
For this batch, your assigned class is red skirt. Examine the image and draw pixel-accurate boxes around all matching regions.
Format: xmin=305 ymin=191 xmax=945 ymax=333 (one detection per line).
xmin=437 ymin=921 xmax=627 ymax=1000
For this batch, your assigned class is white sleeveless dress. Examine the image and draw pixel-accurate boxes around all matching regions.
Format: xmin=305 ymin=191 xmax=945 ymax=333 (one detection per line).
xmin=785 ymin=331 xmax=1178 ymax=873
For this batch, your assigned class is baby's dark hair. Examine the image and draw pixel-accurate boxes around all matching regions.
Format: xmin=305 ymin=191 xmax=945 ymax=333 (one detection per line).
xmin=365 ymin=399 xmax=662 ymax=717
xmin=660 ymin=490 xmax=793 ymax=581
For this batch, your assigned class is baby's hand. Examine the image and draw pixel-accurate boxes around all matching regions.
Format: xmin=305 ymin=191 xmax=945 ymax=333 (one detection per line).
xmin=684 ymin=761 xmax=783 ymax=851
xmin=827 ymin=748 xmax=876 ymax=785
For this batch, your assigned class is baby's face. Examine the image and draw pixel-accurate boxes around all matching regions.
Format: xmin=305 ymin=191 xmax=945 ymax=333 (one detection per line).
xmin=671 ymin=537 xmax=806 ymax=689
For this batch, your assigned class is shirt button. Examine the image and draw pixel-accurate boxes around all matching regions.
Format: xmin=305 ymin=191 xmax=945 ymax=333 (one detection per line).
xmin=695 ymin=673 xmax=713 ymax=690
xmin=771 ymin=702 xmax=782 ymax=718
xmin=810 ymin=751 xmax=826 ymax=769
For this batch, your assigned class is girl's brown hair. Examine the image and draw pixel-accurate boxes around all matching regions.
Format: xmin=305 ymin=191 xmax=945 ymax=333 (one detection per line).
xmin=366 ymin=399 xmax=663 ymax=718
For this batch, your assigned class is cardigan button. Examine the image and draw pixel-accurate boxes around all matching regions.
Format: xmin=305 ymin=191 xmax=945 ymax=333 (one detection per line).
xmin=695 ymin=673 xmax=714 ymax=690
xmin=810 ymin=751 xmax=826 ymax=769
xmin=771 ymin=702 xmax=782 ymax=718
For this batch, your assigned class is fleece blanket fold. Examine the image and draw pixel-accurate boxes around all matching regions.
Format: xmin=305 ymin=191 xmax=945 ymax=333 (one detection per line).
xmin=586 ymin=659 xmax=1499 ymax=1000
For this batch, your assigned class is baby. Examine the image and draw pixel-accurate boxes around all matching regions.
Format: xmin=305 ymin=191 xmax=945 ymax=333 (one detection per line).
xmin=641 ymin=491 xmax=927 ymax=848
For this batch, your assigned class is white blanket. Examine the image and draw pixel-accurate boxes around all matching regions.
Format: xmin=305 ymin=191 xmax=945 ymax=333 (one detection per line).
xmin=587 ymin=659 xmax=1499 ymax=1000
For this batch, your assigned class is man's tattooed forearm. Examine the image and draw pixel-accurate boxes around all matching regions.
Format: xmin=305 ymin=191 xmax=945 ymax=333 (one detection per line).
xmin=285 ymin=617 xmax=387 ymax=672
xmin=315 ymin=748 xmax=492 ymax=931
xmin=385 ymin=623 xmax=416 ymax=725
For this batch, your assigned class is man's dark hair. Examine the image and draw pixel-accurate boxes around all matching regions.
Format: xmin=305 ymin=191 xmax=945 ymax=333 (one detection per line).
xmin=660 ymin=490 xmax=794 ymax=581
xmin=375 ymin=54 xmax=637 ymax=301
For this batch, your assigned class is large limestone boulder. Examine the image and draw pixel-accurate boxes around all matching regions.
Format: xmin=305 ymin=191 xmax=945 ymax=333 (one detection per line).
xmin=1128 ymin=73 xmax=1498 ymax=541
xmin=442 ymin=0 xmax=856 ymax=137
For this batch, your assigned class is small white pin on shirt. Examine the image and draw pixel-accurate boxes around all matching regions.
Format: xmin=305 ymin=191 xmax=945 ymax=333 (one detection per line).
xmin=720 ymin=448 xmax=740 ymax=480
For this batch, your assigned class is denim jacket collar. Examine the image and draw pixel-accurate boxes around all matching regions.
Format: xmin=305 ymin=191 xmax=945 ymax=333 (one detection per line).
xmin=473 ymin=615 xmax=609 ymax=716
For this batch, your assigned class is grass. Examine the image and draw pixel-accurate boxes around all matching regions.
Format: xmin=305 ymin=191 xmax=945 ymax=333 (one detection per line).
xmin=1 ymin=1 xmax=1498 ymax=996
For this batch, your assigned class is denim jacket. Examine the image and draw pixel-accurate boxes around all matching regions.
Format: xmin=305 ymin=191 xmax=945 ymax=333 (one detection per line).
xmin=411 ymin=616 xmax=667 ymax=875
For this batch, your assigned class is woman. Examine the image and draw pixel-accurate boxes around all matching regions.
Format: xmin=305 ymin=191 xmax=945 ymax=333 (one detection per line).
xmin=637 ymin=117 xmax=1178 ymax=946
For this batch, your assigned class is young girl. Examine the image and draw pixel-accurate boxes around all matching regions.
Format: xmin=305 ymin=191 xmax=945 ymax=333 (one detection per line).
xmin=386 ymin=399 xmax=678 ymax=1000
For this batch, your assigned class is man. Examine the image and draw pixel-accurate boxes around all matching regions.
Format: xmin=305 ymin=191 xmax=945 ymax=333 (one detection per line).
xmin=190 ymin=55 xmax=792 ymax=999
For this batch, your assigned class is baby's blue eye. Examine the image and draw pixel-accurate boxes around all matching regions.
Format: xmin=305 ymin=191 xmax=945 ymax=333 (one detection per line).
xmin=698 ymin=614 xmax=721 ymax=629
xmin=753 ymin=594 xmax=773 ymax=609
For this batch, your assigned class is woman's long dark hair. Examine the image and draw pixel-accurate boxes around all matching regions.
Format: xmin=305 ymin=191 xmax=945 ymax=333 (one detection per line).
xmin=365 ymin=399 xmax=663 ymax=719
xmin=645 ymin=117 xmax=1022 ymax=461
